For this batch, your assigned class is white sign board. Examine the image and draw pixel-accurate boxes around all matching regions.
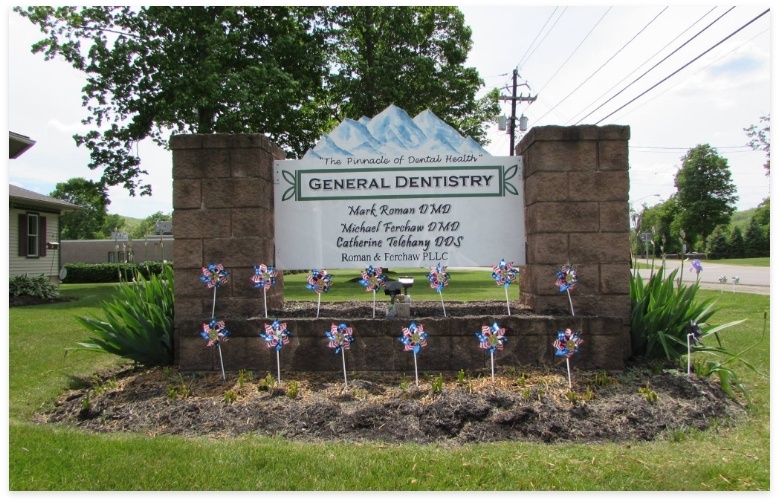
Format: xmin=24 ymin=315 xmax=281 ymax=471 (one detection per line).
xmin=274 ymin=105 xmax=524 ymax=269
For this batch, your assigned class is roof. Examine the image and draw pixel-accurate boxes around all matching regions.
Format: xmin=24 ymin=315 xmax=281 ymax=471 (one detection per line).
xmin=9 ymin=184 xmax=82 ymax=211
xmin=9 ymin=132 xmax=36 ymax=159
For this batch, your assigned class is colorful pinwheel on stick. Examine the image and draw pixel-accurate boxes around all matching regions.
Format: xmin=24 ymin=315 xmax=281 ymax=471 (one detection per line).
xmin=261 ymin=320 xmax=291 ymax=384
xmin=427 ymin=263 xmax=450 ymax=317
xmin=492 ymin=259 xmax=520 ymax=315
xmin=359 ymin=265 xmax=388 ymax=318
xmin=476 ymin=322 xmax=508 ymax=383
xmin=307 ymin=268 xmax=333 ymax=318
xmin=732 ymin=276 xmax=740 ymax=293
xmin=555 ymin=264 xmax=578 ymax=316
xmin=718 ymin=275 xmax=727 ymax=293
xmin=553 ymin=328 xmax=584 ymax=389
xmin=326 ymin=323 xmax=355 ymax=386
xmin=399 ymin=322 xmax=428 ymax=386
xmin=200 ymin=318 xmax=230 ymax=381
xmin=200 ymin=262 xmax=229 ymax=318
xmin=686 ymin=321 xmax=702 ymax=376
xmin=251 ymin=264 xmax=277 ymax=319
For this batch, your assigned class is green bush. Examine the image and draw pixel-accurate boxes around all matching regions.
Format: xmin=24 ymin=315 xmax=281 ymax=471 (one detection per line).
xmin=75 ymin=262 xmax=174 ymax=365
xmin=9 ymin=274 xmax=60 ymax=300
xmin=61 ymin=261 xmax=171 ymax=283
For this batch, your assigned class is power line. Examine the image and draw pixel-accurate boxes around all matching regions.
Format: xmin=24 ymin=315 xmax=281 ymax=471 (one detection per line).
xmin=595 ymin=8 xmax=770 ymax=125
xmin=532 ymin=7 xmax=612 ymax=120
xmin=567 ymin=6 xmax=719 ymax=125
xmin=515 ymin=7 xmax=560 ymax=70
xmin=540 ymin=6 xmax=668 ymax=125
xmin=577 ymin=6 xmax=736 ymax=125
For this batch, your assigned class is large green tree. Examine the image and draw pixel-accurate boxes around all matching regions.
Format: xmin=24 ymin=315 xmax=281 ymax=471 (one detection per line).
xmin=16 ymin=6 xmax=500 ymax=197
xmin=50 ymin=177 xmax=124 ymax=239
xmin=128 ymin=211 xmax=172 ymax=239
xmin=673 ymin=144 xmax=738 ymax=251
xmin=744 ymin=114 xmax=770 ymax=176
xmin=323 ymin=6 xmax=500 ymax=144
xmin=635 ymin=195 xmax=685 ymax=256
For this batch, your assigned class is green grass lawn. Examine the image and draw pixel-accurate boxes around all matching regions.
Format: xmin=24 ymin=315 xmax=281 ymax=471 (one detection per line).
xmin=8 ymin=280 xmax=770 ymax=490
xmin=702 ymin=257 xmax=770 ymax=267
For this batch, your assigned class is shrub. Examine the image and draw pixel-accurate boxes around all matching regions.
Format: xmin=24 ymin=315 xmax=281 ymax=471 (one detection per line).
xmin=9 ymin=274 xmax=60 ymax=300
xmin=74 ymin=262 xmax=174 ymax=365
xmin=61 ymin=261 xmax=171 ymax=283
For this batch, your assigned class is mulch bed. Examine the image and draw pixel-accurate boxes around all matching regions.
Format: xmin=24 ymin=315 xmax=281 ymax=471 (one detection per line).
xmin=39 ymin=362 xmax=746 ymax=445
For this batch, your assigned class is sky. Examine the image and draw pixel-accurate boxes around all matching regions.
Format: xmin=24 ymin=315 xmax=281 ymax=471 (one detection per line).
xmin=4 ymin=3 xmax=774 ymax=220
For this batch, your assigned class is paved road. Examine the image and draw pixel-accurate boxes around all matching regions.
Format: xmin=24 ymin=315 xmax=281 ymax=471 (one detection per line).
xmin=635 ymin=260 xmax=770 ymax=296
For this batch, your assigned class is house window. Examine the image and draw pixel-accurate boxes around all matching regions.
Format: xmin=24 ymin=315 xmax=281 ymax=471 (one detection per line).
xmin=108 ymin=252 xmax=115 ymax=263
xmin=18 ymin=212 xmax=46 ymax=258
xmin=27 ymin=214 xmax=39 ymax=257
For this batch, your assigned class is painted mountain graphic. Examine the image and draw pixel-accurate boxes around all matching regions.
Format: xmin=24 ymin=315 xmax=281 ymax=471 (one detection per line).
xmin=306 ymin=104 xmax=490 ymax=158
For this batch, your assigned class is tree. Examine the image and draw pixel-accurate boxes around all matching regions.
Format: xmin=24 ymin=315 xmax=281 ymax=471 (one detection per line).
xmin=753 ymin=197 xmax=770 ymax=227
xmin=50 ymin=177 xmax=124 ymax=239
xmin=674 ymin=144 xmax=738 ymax=251
xmin=636 ymin=196 xmax=684 ymax=256
xmin=744 ymin=114 xmax=770 ymax=176
xmin=16 ymin=6 xmax=500 ymax=197
xmin=128 ymin=211 xmax=172 ymax=239
xmin=727 ymin=226 xmax=745 ymax=258
xmin=323 ymin=6 xmax=500 ymax=145
xmin=705 ymin=225 xmax=729 ymax=259
xmin=16 ymin=6 xmax=329 ymax=196
xmin=744 ymin=216 xmax=768 ymax=258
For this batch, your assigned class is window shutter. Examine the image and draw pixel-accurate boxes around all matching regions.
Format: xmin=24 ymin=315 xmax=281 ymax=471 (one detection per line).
xmin=18 ymin=213 xmax=27 ymax=256
xmin=39 ymin=217 xmax=47 ymax=257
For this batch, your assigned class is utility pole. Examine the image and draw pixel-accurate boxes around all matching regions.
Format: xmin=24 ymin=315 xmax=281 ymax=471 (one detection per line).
xmin=500 ymin=68 xmax=537 ymax=155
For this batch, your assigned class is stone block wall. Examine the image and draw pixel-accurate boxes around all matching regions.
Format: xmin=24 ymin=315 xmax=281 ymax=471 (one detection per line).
xmin=171 ymin=134 xmax=286 ymax=368
xmin=517 ymin=125 xmax=632 ymax=359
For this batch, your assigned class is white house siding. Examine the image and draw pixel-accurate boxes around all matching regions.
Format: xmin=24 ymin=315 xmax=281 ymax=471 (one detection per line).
xmin=9 ymin=207 xmax=62 ymax=282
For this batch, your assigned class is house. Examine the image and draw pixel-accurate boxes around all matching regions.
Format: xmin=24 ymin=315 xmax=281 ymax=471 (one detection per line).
xmin=9 ymin=132 xmax=80 ymax=282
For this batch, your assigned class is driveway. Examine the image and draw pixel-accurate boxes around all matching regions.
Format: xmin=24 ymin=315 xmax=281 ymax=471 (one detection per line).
xmin=635 ymin=260 xmax=771 ymax=296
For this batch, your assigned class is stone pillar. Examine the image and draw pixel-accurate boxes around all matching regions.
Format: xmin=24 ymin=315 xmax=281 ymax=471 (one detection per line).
xmin=517 ymin=125 xmax=632 ymax=359
xmin=171 ymin=134 xmax=285 ymax=369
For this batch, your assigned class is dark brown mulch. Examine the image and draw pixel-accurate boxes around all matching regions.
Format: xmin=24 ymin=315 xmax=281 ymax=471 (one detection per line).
xmin=39 ymin=362 xmax=746 ymax=445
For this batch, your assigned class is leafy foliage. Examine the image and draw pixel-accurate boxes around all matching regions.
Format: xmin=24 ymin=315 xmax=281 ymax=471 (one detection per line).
xmin=744 ymin=114 xmax=770 ymax=176
xmin=50 ymin=177 xmax=125 ymax=239
xmin=674 ymin=144 xmax=738 ymax=249
xmin=61 ymin=261 xmax=170 ymax=283
xmin=16 ymin=6 xmax=499 ymax=197
xmin=128 ymin=211 xmax=172 ymax=239
xmin=75 ymin=263 xmax=174 ymax=365
xmin=9 ymin=274 xmax=60 ymax=300
xmin=705 ymin=225 xmax=729 ymax=259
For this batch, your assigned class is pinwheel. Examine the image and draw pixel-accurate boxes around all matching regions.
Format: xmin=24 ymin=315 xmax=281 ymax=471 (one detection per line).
xmin=359 ymin=265 xmax=388 ymax=318
xmin=476 ymin=322 xmax=508 ymax=382
xmin=718 ymin=275 xmax=728 ymax=293
xmin=326 ymin=323 xmax=355 ymax=386
xmin=553 ymin=328 xmax=584 ymax=389
xmin=261 ymin=320 xmax=292 ymax=384
xmin=732 ymin=276 xmax=740 ymax=293
xmin=399 ymin=322 xmax=428 ymax=386
xmin=427 ymin=263 xmax=450 ymax=317
xmin=251 ymin=264 xmax=277 ymax=319
xmin=686 ymin=321 xmax=702 ymax=376
xmin=200 ymin=318 xmax=230 ymax=381
xmin=491 ymin=259 xmax=520 ymax=315
xmin=555 ymin=264 xmax=578 ymax=316
xmin=200 ymin=262 xmax=230 ymax=318
xmin=307 ymin=268 xmax=333 ymax=318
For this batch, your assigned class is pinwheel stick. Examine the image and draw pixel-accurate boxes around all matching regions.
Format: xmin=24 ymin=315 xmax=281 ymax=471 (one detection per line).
xmin=276 ymin=350 xmax=281 ymax=384
xmin=217 ymin=344 xmax=226 ymax=381
xmin=211 ymin=287 xmax=217 ymax=319
xmin=341 ymin=350 xmax=348 ymax=387
xmin=566 ymin=290 xmax=575 ymax=317
xmin=439 ymin=291 xmax=447 ymax=317
xmin=263 ymin=289 xmax=268 ymax=319
xmin=687 ymin=336 xmax=692 ymax=376
xmin=413 ymin=353 xmax=419 ymax=387
xmin=316 ymin=292 xmax=321 ymax=318
xmin=566 ymin=358 xmax=572 ymax=389
xmin=372 ymin=290 xmax=376 ymax=318
xmin=504 ymin=288 xmax=511 ymax=316
xmin=490 ymin=353 xmax=495 ymax=383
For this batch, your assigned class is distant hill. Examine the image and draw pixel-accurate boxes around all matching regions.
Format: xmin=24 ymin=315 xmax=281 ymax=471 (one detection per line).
xmin=731 ymin=208 xmax=757 ymax=231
